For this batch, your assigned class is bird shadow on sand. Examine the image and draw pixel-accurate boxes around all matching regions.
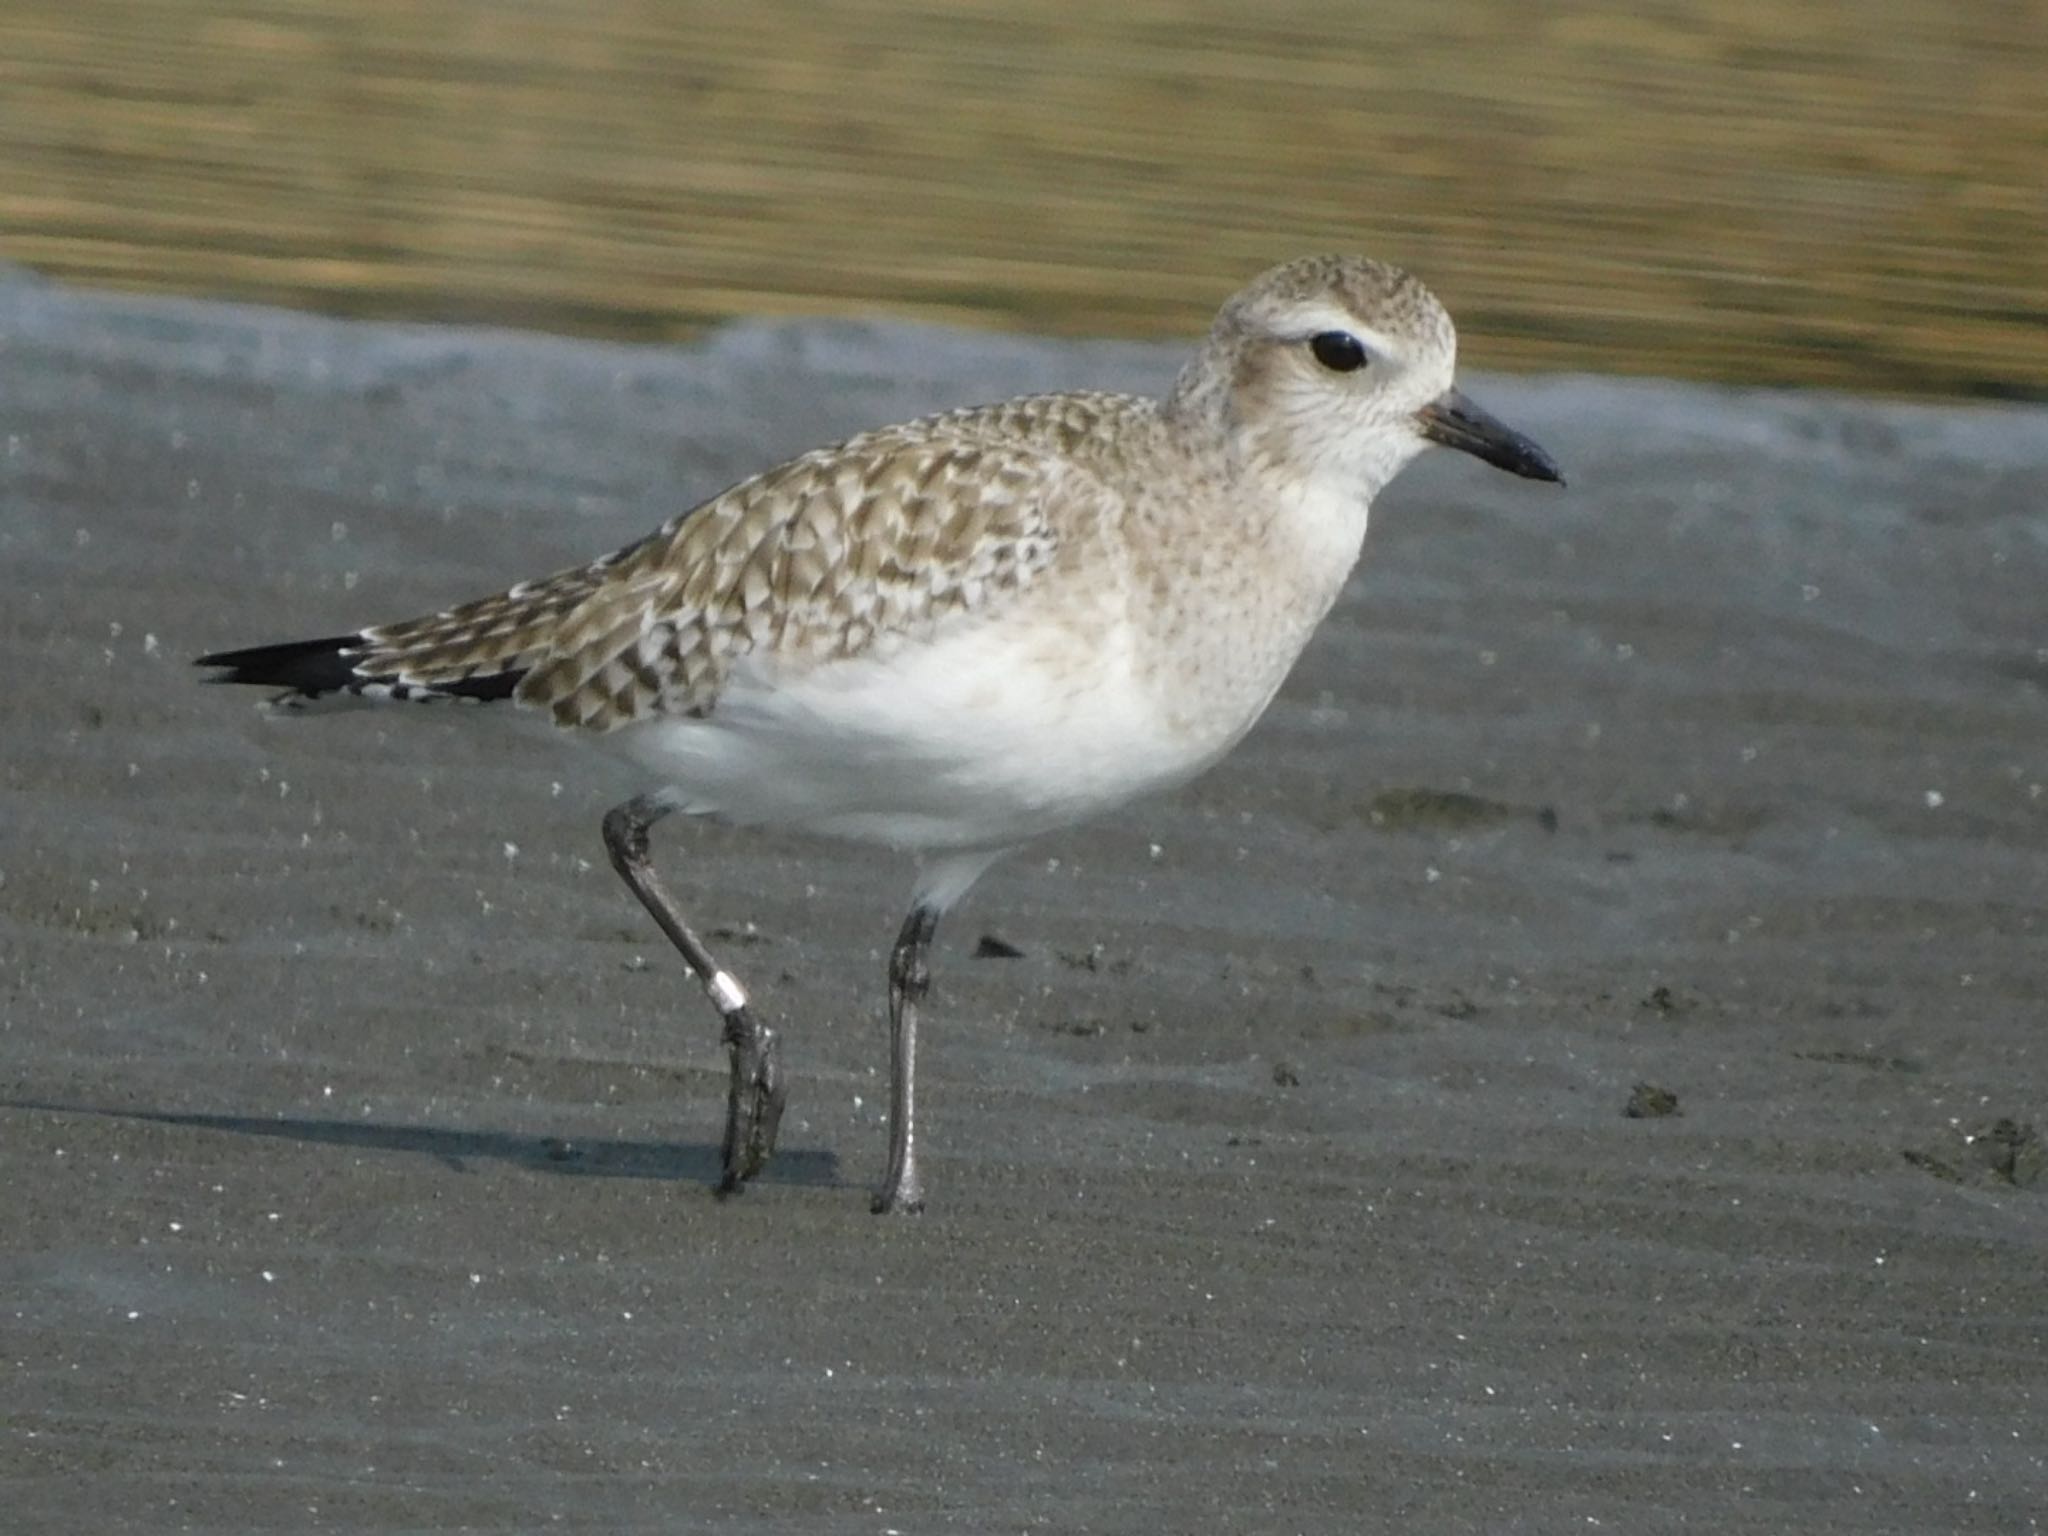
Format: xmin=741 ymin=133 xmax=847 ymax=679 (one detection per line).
xmin=3 ymin=1098 xmax=840 ymax=1189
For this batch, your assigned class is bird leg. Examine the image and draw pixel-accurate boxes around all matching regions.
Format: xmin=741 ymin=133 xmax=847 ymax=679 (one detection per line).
xmin=601 ymin=795 xmax=785 ymax=1194
xmin=873 ymin=903 xmax=941 ymax=1214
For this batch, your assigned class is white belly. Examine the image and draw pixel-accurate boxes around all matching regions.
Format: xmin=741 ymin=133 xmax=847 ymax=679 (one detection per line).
xmin=604 ymin=600 xmax=1251 ymax=853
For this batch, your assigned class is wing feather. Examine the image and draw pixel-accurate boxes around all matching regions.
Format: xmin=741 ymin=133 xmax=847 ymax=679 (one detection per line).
xmin=349 ymin=405 xmax=1124 ymax=731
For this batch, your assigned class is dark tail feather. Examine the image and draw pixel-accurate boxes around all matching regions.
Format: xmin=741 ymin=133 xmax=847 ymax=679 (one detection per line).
xmin=196 ymin=634 xmax=522 ymax=705
xmin=196 ymin=634 xmax=368 ymax=694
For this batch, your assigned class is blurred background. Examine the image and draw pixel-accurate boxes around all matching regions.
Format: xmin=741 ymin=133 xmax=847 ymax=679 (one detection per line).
xmin=5 ymin=0 xmax=2044 ymax=398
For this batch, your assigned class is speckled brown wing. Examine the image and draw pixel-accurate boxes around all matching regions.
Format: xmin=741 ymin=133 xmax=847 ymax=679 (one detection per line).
xmin=349 ymin=406 xmax=1115 ymax=732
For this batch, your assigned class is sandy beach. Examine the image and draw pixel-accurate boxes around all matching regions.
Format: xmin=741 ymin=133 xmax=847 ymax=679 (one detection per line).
xmin=2 ymin=269 xmax=2044 ymax=1530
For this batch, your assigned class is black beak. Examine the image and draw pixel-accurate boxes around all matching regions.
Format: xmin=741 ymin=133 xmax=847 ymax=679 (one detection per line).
xmin=1415 ymin=388 xmax=1565 ymax=485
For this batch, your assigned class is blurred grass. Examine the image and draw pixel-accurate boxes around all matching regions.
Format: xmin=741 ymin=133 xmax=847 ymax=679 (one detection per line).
xmin=3 ymin=0 xmax=2044 ymax=396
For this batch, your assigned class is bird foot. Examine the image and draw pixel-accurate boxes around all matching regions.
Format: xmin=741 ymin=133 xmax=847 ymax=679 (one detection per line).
xmin=715 ymin=1008 xmax=786 ymax=1194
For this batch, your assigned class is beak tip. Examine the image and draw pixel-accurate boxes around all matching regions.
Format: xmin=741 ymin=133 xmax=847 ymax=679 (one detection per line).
xmin=1506 ymin=444 xmax=1566 ymax=486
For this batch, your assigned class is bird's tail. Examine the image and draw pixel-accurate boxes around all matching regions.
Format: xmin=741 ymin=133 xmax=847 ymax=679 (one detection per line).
xmin=196 ymin=633 xmax=524 ymax=708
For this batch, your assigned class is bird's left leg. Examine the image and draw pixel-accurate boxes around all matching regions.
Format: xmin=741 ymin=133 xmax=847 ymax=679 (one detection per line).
xmin=601 ymin=793 xmax=786 ymax=1194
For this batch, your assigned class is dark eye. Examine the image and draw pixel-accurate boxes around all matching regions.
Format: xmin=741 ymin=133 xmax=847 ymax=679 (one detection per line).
xmin=1309 ymin=331 xmax=1368 ymax=373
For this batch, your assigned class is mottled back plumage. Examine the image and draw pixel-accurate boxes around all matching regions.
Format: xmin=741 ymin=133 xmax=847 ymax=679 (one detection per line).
xmin=219 ymin=395 xmax=1154 ymax=730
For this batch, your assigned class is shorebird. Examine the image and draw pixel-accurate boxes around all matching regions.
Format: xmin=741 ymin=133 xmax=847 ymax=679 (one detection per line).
xmin=199 ymin=254 xmax=1563 ymax=1213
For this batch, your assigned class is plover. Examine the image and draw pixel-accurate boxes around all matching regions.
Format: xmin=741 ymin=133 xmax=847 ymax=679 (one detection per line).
xmin=199 ymin=254 xmax=1563 ymax=1213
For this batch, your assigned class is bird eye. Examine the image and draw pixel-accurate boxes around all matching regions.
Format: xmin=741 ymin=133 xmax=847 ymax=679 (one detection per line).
xmin=1309 ymin=331 xmax=1368 ymax=373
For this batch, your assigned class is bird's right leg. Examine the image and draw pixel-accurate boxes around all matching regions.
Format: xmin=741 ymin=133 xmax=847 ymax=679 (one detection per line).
xmin=601 ymin=794 xmax=785 ymax=1194
xmin=872 ymin=903 xmax=941 ymax=1215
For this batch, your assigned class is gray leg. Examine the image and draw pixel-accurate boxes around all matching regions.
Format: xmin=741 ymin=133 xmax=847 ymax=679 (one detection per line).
xmin=873 ymin=904 xmax=941 ymax=1215
xmin=602 ymin=795 xmax=785 ymax=1195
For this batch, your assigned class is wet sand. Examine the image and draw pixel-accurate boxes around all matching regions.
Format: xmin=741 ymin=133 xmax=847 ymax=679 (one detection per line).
xmin=2 ymin=270 xmax=2044 ymax=1530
